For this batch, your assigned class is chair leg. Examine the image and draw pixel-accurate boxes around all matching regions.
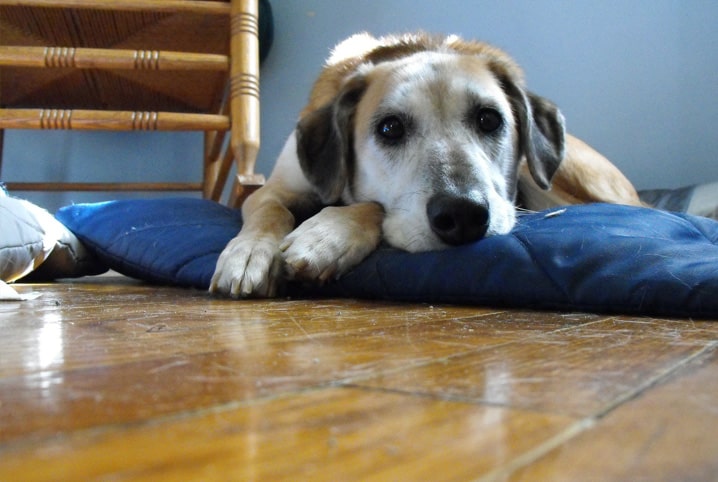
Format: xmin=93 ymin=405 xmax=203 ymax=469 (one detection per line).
xmin=229 ymin=0 xmax=262 ymax=206
xmin=204 ymin=134 xmax=237 ymax=202
xmin=229 ymin=172 xmax=264 ymax=207
xmin=0 ymin=129 xmax=4 ymax=179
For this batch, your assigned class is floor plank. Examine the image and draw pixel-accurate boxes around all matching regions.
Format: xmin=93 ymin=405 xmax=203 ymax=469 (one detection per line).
xmin=0 ymin=386 xmax=576 ymax=482
xmin=507 ymin=346 xmax=718 ymax=481
xmin=0 ymin=281 xmax=603 ymax=442
xmin=1 ymin=278 xmax=717 ymax=480
xmin=353 ymin=318 xmax=716 ymax=416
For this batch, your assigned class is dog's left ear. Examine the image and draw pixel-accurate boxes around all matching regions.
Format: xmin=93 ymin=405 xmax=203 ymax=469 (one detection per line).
xmin=499 ymin=76 xmax=566 ymax=189
xmin=296 ymin=76 xmax=367 ymax=204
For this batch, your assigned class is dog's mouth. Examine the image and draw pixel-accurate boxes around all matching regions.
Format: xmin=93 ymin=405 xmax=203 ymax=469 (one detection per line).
xmin=380 ymin=187 xmax=517 ymax=253
xmin=381 ymin=195 xmax=507 ymax=253
xmin=426 ymin=193 xmax=489 ymax=245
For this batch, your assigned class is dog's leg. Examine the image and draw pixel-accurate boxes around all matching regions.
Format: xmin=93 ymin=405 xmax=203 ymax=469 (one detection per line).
xmin=520 ymin=134 xmax=644 ymax=209
xmin=209 ymin=188 xmax=296 ymax=297
xmin=210 ymin=132 xmax=317 ymax=298
xmin=555 ymin=134 xmax=643 ymax=205
xmin=280 ymin=202 xmax=384 ymax=283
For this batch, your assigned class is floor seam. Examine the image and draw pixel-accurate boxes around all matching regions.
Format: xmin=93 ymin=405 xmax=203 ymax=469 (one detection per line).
xmin=472 ymin=340 xmax=718 ymax=481
xmin=592 ymin=340 xmax=718 ymax=419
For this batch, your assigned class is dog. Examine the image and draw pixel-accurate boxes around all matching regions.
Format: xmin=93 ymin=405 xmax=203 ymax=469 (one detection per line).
xmin=210 ymin=32 xmax=642 ymax=298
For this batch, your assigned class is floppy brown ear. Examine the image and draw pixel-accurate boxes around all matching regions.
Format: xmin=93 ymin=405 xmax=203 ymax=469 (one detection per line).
xmin=295 ymin=76 xmax=367 ymax=204
xmin=500 ymin=77 xmax=566 ymax=189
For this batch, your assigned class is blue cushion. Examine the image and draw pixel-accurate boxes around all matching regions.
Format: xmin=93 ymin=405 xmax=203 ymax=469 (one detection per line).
xmin=56 ymin=198 xmax=718 ymax=317
xmin=56 ymin=198 xmax=241 ymax=289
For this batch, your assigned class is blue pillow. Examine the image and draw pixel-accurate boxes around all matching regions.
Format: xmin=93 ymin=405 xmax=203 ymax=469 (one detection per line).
xmin=56 ymin=198 xmax=718 ymax=317
xmin=56 ymin=198 xmax=241 ymax=289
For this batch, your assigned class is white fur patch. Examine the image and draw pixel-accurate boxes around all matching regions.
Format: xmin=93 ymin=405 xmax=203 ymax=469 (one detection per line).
xmin=349 ymin=52 xmax=520 ymax=251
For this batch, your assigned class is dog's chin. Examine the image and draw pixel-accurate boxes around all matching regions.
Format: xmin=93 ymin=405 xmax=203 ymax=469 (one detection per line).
xmin=486 ymin=210 xmax=517 ymax=238
xmin=386 ymin=230 xmax=446 ymax=253
xmin=382 ymin=210 xmax=516 ymax=253
xmin=383 ymin=213 xmax=517 ymax=253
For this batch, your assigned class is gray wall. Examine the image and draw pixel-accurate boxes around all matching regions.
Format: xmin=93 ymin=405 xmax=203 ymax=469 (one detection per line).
xmin=4 ymin=0 xmax=717 ymax=211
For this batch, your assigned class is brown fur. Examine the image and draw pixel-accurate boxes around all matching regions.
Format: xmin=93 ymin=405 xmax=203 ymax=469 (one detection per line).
xmin=211 ymin=32 xmax=643 ymax=298
xmin=303 ymin=32 xmax=641 ymax=207
xmin=302 ymin=33 xmax=526 ymax=115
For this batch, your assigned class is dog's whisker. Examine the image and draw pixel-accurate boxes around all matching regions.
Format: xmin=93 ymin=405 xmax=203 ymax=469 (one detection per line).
xmin=516 ymin=206 xmax=538 ymax=216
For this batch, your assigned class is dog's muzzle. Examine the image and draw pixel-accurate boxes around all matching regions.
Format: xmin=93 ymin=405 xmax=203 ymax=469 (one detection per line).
xmin=426 ymin=193 xmax=489 ymax=245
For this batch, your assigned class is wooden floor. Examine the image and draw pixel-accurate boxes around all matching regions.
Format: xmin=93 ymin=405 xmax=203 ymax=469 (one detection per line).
xmin=1 ymin=276 xmax=717 ymax=481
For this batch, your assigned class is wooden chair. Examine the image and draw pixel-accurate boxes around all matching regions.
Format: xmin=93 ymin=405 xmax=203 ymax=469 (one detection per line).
xmin=0 ymin=0 xmax=264 ymax=207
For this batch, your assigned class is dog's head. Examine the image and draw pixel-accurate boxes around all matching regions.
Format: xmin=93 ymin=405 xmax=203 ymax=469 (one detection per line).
xmin=296 ymin=34 xmax=565 ymax=251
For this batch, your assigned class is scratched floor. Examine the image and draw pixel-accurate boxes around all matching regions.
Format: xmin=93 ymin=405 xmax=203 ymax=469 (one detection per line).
xmin=1 ymin=275 xmax=717 ymax=481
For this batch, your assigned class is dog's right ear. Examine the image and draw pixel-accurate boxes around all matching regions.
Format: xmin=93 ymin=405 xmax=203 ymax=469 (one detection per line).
xmin=296 ymin=76 xmax=367 ymax=204
xmin=496 ymin=74 xmax=566 ymax=190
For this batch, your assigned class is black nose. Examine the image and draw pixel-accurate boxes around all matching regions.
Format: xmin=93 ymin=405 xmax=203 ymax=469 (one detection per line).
xmin=427 ymin=193 xmax=489 ymax=245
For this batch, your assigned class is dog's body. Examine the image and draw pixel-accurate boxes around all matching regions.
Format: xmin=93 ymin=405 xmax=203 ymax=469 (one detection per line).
xmin=211 ymin=33 xmax=642 ymax=298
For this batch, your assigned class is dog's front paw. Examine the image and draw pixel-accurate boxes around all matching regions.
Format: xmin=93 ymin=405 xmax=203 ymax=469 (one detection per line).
xmin=280 ymin=204 xmax=383 ymax=283
xmin=210 ymin=235 xmax=283 ymax=298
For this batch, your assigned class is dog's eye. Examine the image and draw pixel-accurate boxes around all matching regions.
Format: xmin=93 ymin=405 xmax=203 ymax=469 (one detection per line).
xmin=476 ymin=108 xmax=503 ymax=133
xmin=376 ymin=116 xmax=405 ymax=143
